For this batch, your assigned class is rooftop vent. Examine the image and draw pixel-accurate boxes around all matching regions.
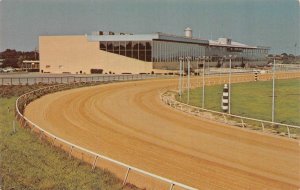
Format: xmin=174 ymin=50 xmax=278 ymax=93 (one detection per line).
xmin=184 ymin=27 xmax=192 ymax=38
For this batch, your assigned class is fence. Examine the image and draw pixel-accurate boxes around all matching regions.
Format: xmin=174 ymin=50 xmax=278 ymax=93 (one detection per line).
xmin=14 ymin=76 xmax=198 ymax=190
xmin=0 ymin=74 xmax=164 ymax=85
xmin=161 ymin=72 xmax=300 ymax=139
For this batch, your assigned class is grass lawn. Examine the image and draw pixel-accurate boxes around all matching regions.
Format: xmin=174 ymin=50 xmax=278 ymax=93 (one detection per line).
xmin=0 ymin=86 xmax=137 ymax=190
xmin=177 ymin=78 xmax=300 ymax=126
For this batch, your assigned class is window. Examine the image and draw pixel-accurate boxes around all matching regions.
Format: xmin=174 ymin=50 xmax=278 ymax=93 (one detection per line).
xmin=107 ymin=42 xmax=113 ymax=52
xmin=120 ymin=42 xmax=126 ymax=51
xmin=100 ymin=41 xmax=106 ymax=50
xmin=126 ymin=42 xmax=132 ymax=57
xmin=146 ymin=51 xmax=152 ymax=62
xmin=113 ymin=42 xmax=120 ymax=54
xmin=146 ymin=42 xmax=151 ymax=50
xmin=132 ymin=42 xmax=139 ymax=59
xmin=99 ymin=40 xmax=153 ymax=62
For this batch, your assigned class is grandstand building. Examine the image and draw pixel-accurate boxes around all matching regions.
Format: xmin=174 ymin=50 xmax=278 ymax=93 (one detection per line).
xmin=39 ymin=28 xmax=269 ymax=74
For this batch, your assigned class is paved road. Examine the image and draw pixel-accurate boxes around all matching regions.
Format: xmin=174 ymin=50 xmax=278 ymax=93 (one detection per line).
xmin=25 ymin=73 xmax=300 ymax=190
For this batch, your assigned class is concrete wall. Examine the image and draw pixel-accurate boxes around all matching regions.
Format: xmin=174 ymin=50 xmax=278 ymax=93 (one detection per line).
xmin=39 ymin=35 xmax=153 ymax=74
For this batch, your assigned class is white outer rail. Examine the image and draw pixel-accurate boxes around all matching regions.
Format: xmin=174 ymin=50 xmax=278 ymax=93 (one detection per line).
xmin=15 ymin=79 xmax=198 ymax=190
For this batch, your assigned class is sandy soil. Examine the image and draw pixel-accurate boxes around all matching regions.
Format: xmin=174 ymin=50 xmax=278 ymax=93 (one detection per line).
xmin=25 ymin=73 xmax=300 ymax=190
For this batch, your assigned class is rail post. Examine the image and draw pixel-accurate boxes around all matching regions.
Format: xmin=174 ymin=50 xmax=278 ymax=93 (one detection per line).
xmin=92 ymin=156 xmax=98 ymax=170
xmin=39 ymin=130 xmax=44 ymax=140
xmin=69 ymin=146 xmax=74 ymax=158
xmin=123 ymin=167 xmax=131 ymax=185
xmin=287 ymin=126 xmax=291 ymax=138
xmin=169 ymin=183 xmax=175 ymax=190
xmin=223 ymin=113 xmax=227 ymax=123
xmin=52 ymin=137 xmax=57 ymax=147
xmin=261 ymin=122 xmax=265 ymax=131
xmin=241 ymin=118 xmax=245 ymax=128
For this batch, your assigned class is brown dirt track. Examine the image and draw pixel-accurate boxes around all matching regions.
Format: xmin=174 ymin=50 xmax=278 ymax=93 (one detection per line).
xmin=25 ymin=73 xmax=300 ymax=190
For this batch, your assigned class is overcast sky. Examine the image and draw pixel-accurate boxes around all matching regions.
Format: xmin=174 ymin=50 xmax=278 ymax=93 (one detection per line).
xmin=0 ymin=0 xmax=299 ymax=55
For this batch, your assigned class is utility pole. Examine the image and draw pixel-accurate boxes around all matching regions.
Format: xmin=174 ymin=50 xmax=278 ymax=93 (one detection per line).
xmin=272 ymin=58 xmax=276 ymax=123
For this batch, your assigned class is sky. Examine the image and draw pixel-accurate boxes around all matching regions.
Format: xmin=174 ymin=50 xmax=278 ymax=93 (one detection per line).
xmin=0 ymin=0 xmax=299 ymax=55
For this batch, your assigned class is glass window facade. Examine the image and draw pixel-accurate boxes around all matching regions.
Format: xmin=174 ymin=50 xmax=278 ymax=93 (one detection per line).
xmin=100 ymin=41 xmax=152 ymax=62
xmin=205 ymin=46 xmax=268 ymax=62
xmin=152 ymin=40 xmax=205 ymax=62
xmin=100 ymin=40 xmax=268 ymax=64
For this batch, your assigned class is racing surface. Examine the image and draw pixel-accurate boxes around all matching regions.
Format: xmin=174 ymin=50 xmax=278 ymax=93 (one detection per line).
xmin=25 ymin=74 xmax=300 ymax=190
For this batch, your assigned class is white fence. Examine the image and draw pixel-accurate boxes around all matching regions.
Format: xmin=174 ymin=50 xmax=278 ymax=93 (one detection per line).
xmin=15 ymin=77 xmax=198 ymax=190
xmin=1 ymin=74 xmax=163 ymax=85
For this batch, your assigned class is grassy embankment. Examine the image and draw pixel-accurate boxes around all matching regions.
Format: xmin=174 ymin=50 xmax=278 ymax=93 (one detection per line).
xmin=177 ymin=78 xmax=300 ymax=126
xmin=0 ymin=85 xmax=138 ymax=190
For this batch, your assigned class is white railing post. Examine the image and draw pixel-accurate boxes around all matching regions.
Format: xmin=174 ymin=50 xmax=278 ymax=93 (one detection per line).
xmin=287 ymin=126 xmax=291 ymax=138
xmin=69 ymin=146 xmax=74 ymax=158
xmin=261 ymin=122 xmax=265 ymax=131
xmin=241 ymin=118 xmax=245 ymax=128
xmin=169 ymin=183 xmax=175 ymax=190
xmin=92 ymin=156 xmax=98 ymax=170
xmin=123 ymin=167 xmax=131 ymax=185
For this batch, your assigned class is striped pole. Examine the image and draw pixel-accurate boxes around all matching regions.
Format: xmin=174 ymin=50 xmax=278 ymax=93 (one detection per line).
xmin=254 ymin=71 xmax=258 ymax=81
xmin=222 ymin=84 xmax=229 ymax=112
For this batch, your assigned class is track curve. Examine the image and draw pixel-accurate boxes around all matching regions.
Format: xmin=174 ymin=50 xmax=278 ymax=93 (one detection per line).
xmin=25 ymin=75 xmax=300 ymax=190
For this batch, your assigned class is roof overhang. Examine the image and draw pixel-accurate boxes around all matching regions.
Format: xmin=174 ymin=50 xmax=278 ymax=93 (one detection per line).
xmin=87 ymin=33 xmax=209 ymax=45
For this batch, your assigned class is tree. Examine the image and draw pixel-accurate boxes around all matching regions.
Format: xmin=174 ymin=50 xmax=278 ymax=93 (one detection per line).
xmin=0 ymin=49 xmax=39 ymax=68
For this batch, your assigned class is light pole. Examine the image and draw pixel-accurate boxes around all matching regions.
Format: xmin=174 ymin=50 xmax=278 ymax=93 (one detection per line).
xmin=178 ymin=57 xmax=184 ymax=100
xmin=186 ymin=56 xmax=191 ymax=104
xmin=201 ymin=56 xmax=206 ymax=108
xmin=272 ymin=58 xmax=276 ymax=123
xmin=195 ymin=57 xmax=200 ymax=87
xmin=224 ymin=55 xmax=233 ymax=114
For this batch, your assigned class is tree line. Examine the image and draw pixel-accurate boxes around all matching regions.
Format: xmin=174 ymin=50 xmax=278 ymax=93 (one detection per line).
xmin=0 ymin=49 xmax=39 ymax=68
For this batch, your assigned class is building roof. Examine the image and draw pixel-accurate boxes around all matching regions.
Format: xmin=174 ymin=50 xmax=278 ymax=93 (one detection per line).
xmin=87 ymin=31 xmax=269 ymax=49
xmin=209 ymin=39 xmax=270 ymax=50
xmin=87 ymin=32 xmax=209 ymax=45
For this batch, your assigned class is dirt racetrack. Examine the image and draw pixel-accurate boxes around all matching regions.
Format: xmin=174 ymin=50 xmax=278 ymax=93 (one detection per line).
xmin=25 ymin=74 xmax=300 ymax=190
